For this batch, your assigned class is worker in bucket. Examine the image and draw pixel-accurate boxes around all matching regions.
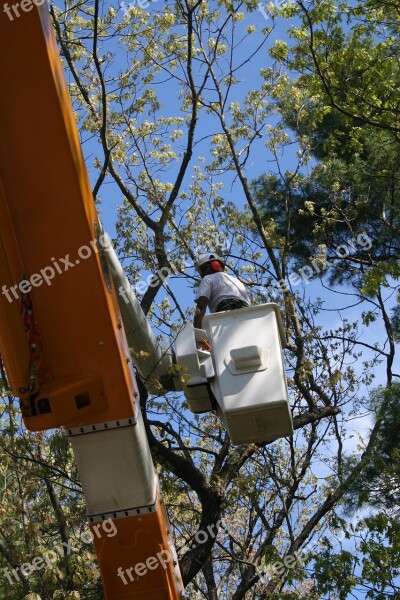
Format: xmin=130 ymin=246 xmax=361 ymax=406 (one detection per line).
xmin=193 ymin=253 xmax=250 ymax=329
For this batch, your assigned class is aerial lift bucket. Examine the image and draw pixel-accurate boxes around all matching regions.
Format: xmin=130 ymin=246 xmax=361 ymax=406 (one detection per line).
xmin=175 ymin=303 xmax=293 ymax=445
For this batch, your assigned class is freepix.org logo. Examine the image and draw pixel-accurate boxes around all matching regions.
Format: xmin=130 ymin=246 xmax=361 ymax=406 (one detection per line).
xmin=117 ymin=520 xmax=225 ymax=585
xmin=3 ymin=0 xmax=46 ymax=22
xmin=120 ymin=0 xmax=160 ymax=18
xmin=257 ymin=0 xmax=293 ymax=21
xmin=1 ymin=234 xmax=109 ymax=304
xmin=2 ymin=519 xmax=117 ymax=585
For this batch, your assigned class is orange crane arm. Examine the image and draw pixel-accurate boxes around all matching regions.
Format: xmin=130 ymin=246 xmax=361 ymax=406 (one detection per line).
xmin=0 ymin=2 xmax=184 ymax=598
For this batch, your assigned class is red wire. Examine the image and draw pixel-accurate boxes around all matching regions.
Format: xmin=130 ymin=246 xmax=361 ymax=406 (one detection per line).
xmin=20 ymin=288 xmax=40 ymax=392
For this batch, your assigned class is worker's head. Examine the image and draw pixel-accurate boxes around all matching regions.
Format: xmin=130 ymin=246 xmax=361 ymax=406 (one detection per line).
xmin=195 ymin=253 xmax=225 ymax=277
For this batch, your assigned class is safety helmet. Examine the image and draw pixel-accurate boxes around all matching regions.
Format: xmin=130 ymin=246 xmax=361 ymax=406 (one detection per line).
xmin=195 ymin=252 xmax=225 ymax=273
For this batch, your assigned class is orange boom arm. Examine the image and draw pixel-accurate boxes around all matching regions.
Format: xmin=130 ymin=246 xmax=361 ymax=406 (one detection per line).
xmin=0 ymin=2 xmax=184 ymax=598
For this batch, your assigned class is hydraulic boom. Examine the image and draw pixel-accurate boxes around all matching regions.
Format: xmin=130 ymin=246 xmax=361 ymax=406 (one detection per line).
xmin=0 ymin=3 xmax=184 ymax=598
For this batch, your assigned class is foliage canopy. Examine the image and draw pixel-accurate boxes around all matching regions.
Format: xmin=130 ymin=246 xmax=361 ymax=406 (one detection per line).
xmin=0 ymin=0 xmax=399 ymax=598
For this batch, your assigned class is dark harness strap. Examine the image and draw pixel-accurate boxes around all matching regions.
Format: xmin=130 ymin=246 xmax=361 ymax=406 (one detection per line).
xmin=216 ymin=298 xmax=249 ymax=312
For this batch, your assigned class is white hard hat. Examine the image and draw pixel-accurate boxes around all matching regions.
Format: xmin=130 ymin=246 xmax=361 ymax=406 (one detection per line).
xmin=195 ymin=252 xmax=225 ymax=272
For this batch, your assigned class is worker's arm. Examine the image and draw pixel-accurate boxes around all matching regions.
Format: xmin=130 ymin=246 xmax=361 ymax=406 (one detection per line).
xmin=194 ymin=296 xmax=209 ymax=329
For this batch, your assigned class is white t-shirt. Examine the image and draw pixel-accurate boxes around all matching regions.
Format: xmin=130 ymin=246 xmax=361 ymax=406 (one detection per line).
xmin=195 ymin=272 xmax=250 ymax=313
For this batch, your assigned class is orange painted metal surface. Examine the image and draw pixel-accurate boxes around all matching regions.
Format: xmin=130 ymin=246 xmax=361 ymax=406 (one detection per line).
xmin=0 ymin=1 xmax=138 ymax=431
xmin=0 ymin=180 xmax=32 ymax=395
xmin=0 ymin=3 xmax=184 ymax=598
xmin=90 ymin=496 xmax=183 ymax=600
